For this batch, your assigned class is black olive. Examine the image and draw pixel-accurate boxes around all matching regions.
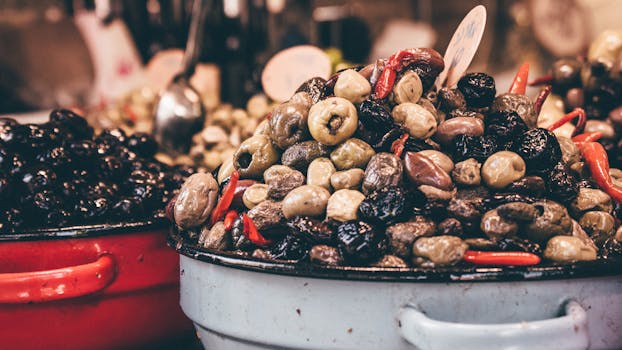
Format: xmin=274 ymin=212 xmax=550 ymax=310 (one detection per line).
xmin=99 ymin=155 xmax=125 ymax=180
xmin=7 ymin=153 xmax=27 ymax=177
xmin=20 ymin=166 xmax=57 ymax=193
xmin=36 ymin=146 xmax=71 ymax=170
xmin=269 ymin=235 xmax=310 ymax=261
xmin=481 ymin=193 xmax=538 ymax=211
xmin=287 ymin=216 xmax=335 ymax=244
xmin=452 ymin=134 xmax=498 ymax=162
xmin=543 ymin=161 xmax=579 ymax=204
xmin=0 ymin=177 xmax=10 ymax=202
xmin=358 ymin=186 xmax=410 ymax=225
xmin=511 ymin=128 xmax=562 ymax=173
xmin=116 ymin=146 xmax=138 ymax=164
xmin=68 ymin=140 xmax=97 ymax=163
xmin=372 ymin=127 xmax=409 ymax=152
xmin=601 ymin=237 xmax=622 ymax=259
xmin=49 ymin=109 xmax=93 ymax=140
xmin=496 ymin=237 xmax=542 ymax=255
xmin=507 ymin=176 xmax=546 ymax=197
xmin=437 ymin=87 xmax=466 ymax=113
xmin=29 ymin=190 xmax=62 ymax=216
xmin=0 ymin=123 xmax=28 ymax=150
xmin=25 ymin=124 xmax=54 ymax=151
xmin=230 ymin=214 xmax=253 ymax=251
xmin=551 ymin=58 xmax=582 ymax=93
xmin=457 ymin=73 xmax=496 ymax=108
xmin=112 ymin=197 xmax=145 ymax=219
xmin=485 ymin=110 xmax=528 ymax=145
xmin=584 ymin=79 xmax=620 ymax=119
xmin=356 ymin=100 xmax=395 ymax=146
xmin=295 ymin=77 xmax=327 ymax=104
xmin=125 ymin=132 xmax=158 ymax=158
xmin=336 ymin=220 xmax=387 ymax=264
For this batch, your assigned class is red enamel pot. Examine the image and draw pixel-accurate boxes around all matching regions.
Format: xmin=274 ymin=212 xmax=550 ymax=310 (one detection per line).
xmin=0 ymin=220 xmax=194 ymax=350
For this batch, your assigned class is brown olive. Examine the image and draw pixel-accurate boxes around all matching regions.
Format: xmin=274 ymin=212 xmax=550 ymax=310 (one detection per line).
xmin=307 ymin=158 xmax=336 ymax=190
xmin=269 ymin=102 xmax=310 ymax=149
xmin=281 ymin=185 xmax=331 ymax=219
xmin=372 ymin=255 xmax=408 ymax=268
xmin=435 ymin=117 xmax=484 ymax=145
xmin=233 ymin=135 xmax=280 ymax=179
xmin=281 ymin=140 xmax=331 ymax=171
xmin=289 ymin=91 xmax=313 ymax=109
xmin=386 ymin=216 xmax=436 ymax=259
xmin=330 ymin=138 xmax=375 ymax=170
xmin=481 ymin=151 xmax=526 ymax=189
xmin=496 ymin=202 xmax=538 ymax=222
xmin=571 ymin=220 xmax=598 ymax=252
xmin=452 ymin=158 xmax=481 ymax=186
xmin=412 ymin=236 xmax=468 ymax=266
xmin=174 ymin=173 xmax=219 ymax=229
xmin=326 ymin=189 xmax=365 ymax=222
xmin=565 ymin=88 xmax=584 ymax=109
xmin=404 ymin=152 xmax=453 ymax=191
xmin=334 ymin=69 xmax=371 ymax=104
xmin=544 ymin=236 xmax=597 ymax=263
xmin=330 ymin=168 xmax=365 ymax=191
xmin=418 ymin=185 xmax=455 ymax=202
xmin=309 ymin=245 xmax=343 ymax=265
xmin=217 ymin=156 xmax=235 ymax=184
xmin=362 ymin=153 xmax=403 ymax=194
xmin=393 ymin=70 xmax=423 ymax=104
xmin=392 ymin=103 xmax=437 ymax=139
xmin=557 ymin=136 xmax=581 ymax=166
xmin=491 ymin=93 xmax=537 ymax=128
xmin=247 ymin=200 xmax=285 ymax=232
xmin=308 ymin=97 xmax=358 ymax=146
xmin=464 ymin=238 xmax=497 ymax=250
xmin=480 ymin=209 xmax=519 ymax=241
xmin=242 ymin=183 xmax=269 ymax=209
xmin=246 ymin=94 xmax=270 ymax=119
xmin=584 ymin=120 xmax=616 ymax=139
xmin=570 ymin=188 xmax=613 ymax=215
xmin=524 ymin=200 xmax=573 ymax=243
xmin=437 ymin=87 xmax=466 ymax=112
xmin=579 ymin=211 xmax=615 ymax=245
xmin=263 ymin=165 xmax=305 ymax=199
xmin=437 ymin=218 xmax=464 ymax=236
xmin=254 ymin=119 xmax=271 ymax=137
xmin=587 ymin=30 xmax=622 ymax=71
xmin=417 ymin=150 xmax=454 ymax=173
xmin=198 ymin=221 xmax=231 ymax=250
xmin=609 ymin=106 xmax=622 ymax=127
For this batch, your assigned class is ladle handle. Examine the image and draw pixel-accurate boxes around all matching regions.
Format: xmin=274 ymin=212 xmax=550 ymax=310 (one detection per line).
xmin=180 ymin=0 xmax=210 ymax=79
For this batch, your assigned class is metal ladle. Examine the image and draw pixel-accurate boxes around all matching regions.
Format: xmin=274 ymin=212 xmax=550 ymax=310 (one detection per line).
xmin=153 ymin=0 xmax=209 ymax=155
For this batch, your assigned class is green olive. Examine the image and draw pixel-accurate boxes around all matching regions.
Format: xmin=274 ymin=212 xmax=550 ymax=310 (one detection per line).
xmin=282 ymin=185 xmax=331 ymax=219
xmin=393 ymin=70 xmax=423 ymax=104
xmin=326 ymin=189 xmax=365 ymax=222
xmin=308 ymin=97 xmax=358 ymax=146
xmin=579 ymin=211 xmax=615 ymax=245
xmin=544 ymin=236 xmax=597 ymax=262
xmin=330 ymin=168 xmax=365 ymax=191
xmin=392 ymin=102 xmax=437 ymax=139
xmin=269 ymin=101 xmax=309 ymax=149
xmin=334 ymin=69 xmax=371 ymax=104
xmin=481 ymin=151 xmax=526 ymax=189
xmin=330 ymin=138 xmax=375 ymax=170
xmin=233 ymin=134 xmax=280 ymax=179
xmin=307 ymin=157 xmax=336 ymax=190
xmin=242 ymin=183 xmax=269 ymax=209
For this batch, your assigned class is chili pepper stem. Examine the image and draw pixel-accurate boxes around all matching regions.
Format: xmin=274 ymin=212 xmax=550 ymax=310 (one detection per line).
xmin=528 ymin=73 xmax=553 ymax=86
xmin=508 ymin=62 xmax=530 ymax=95
xmin=534 ymin=85 xmax=552 ymax=116
xmin=547 ymin=108 xmax=586 ymax=136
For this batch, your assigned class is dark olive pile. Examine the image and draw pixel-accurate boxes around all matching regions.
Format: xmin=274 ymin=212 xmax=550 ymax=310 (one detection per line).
xmin=0 ymin=109 xmax=193 ymax=233
xmin=171 ymin=47 xmax=622 ymax=268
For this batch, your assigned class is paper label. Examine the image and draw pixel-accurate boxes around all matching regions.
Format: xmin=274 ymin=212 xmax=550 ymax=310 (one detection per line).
xmin=262 ymin=45 xmax=331 ymax=102
xmin=437 ymin=5 xmax=487 ymax=88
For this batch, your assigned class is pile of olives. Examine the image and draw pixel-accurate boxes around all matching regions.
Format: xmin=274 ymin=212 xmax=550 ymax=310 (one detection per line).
xmin=0 ymin=109 xmax=193 ymax=233
xmin=171 ymin=47 xmax=622 ymax=268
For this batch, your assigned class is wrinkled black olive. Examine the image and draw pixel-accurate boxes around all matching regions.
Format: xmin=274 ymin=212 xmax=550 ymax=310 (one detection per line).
xmin=543 ymin=161 xmax=579 ymax=204
xmin=21 ymin=166 xmax=57 ymax=193
xmin=372 ymin=127 xmax=409 ymax=152
xmin=35 ymin=147 xmax=71 ymax=170
xmin=452 ymin=134 xmax=497 ymax=162
xmin=437 ymin=87 xmax=466 ymax=112
xmin=496 ymin=237 xmax=542 ymax=255
xmin=601 ymin=237 xmax=622 ymax=259
xmin=511 ymin=128 xmax=562 ymax=173
xmin=584 ymin=79 xmax=620 ymax=119
xmin=0 ymin=123 xmax=28 ymax=150
xmin=485 ymin=110 xmax=528 ymax=145
xmin=296 ymin=77 xmax=327 ymax=104
xmin=49 ymin=109 xmax=93 ymax=140
xmin=457 ymin=73 xmax=496 ymax=108
xmin=270 ymin=235 xmax=310 ymax=261
xmin=482 ymin=193 xmax=538 ymax=211
xmin=507 ymin=176 xmax=546 ymax=197
xmin=126 ymin=132 xmax=158 ymax=158
xmin=336 ymin=220 xmax=387 ymax=264
xmin=358 ymin=186 xmax=409 ymax=225
xmin=112 ymin=197 xmax=145 ymax=219
xmin=287 ymin=216 xmax=335 ymax=244
xmin=356 ymin=100 xmax=394 ymax=146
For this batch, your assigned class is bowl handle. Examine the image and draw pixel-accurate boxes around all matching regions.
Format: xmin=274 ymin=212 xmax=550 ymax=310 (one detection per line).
xmin=397 ymin=300 xmax=588 ymax=350
xmin=0 ymin=254 xmax=116 ymax=304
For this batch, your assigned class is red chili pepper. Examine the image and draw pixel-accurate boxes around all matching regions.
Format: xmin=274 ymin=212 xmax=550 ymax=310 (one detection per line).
xmin=242 ymin=213 xmax=272 ymax=247
xmin=209 ymin=170 xmax=240 ymax=226
xmin=223 ymin=210 xmax=238 ymax=231
xmin=572 ymin=131 xmax=603 ymax=143
xmin=463 ymin=250 xmax=541 ymax=266
xmin=546 ymin=108 xmax=586 ymax=136
xmin=374 ymin=65 xmax=396 ymax=99
xmin=533 ymin=85 xmax=552 ymax=116
xmin=390 ymin=133 xmax=410 ymax=158
xmin=508 ymin=62 xmax=530 ymax=95
xmin=265 ymin=112 xmax=272 ymax=120
xmin=578 ymin=142 xmax=622 ymax=203
xmin=528 ymin=73 xmax=553 ymax=87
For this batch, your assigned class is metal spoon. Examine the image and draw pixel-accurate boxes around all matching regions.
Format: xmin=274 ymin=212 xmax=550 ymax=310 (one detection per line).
xmin=153 ymin=0 xmax=209 ymax=155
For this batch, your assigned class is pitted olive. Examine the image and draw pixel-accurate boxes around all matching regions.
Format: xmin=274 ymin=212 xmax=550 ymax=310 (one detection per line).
xmin=392 ymin=103 xmax=437 ymax=139
xmin=544 ymin=236 xmax=597 ymax=262
xmin=452 ymin=158 xmax=481 ymax=186
xmin=330 ymin=168 xmax=365 ymax=191
xmin=481 ymin=151 xmax=526 ymax=189
xmin=386 ymin=216 xmax=436 ymax=259
xmin=243 ymin=183 xmax=269 ymax=209
xmin=557 ymin=136 xmax=581 ymax=166
xmin=330 ymin=138 xmax=375 ymax=170
xmin=362 ymin=153 xmax=403 ymax=194
xmin=282 ymin=185 xmax=331 ymax=219
xmin=174 ymin=173 xmax=219 ymax=229
xmin=233 ymin=135 xmax=280 ymax=179
xmin=269 ymin=102 xmax=309 ymax=149
xmin=412 ymin=236 xmax=468 ymax=266
xmin=334 ymin=69 xmax=371 ymax=104
xmin=480 ymin=209 xmax=519 ymax=241
xmin=309 ymin=245 xmax=343 ymax=265
xmin=393 ymin=70 xmax=423 ymax=104
xmin=263 ymin=165 xmax=305 ymax=199
xmin=417 ymin=150 xmax=454 ymax=173
xmin=199 ymin=221 xmax=231 ymax=250
xmin=435 ymin=117 xmax=485 ymax=146
xmin=524 ymin=200 xmax=572 ymax=243
xmin=372 ymin=255 xmax=408 ymax=268
xmin=307 ymin=158 xmax=336 ymax=190
xmin=579 ymin=211 xmax=615 ymax=245
xmin=326 ymin=189 xmax=365 ymax=222
xmin=281 ymin=140 xmax=331 ymax=171
xmin=308 ymin=97 xmax=358 ymax=146
xmin=570 ymin=188 xmax=613 ymax=215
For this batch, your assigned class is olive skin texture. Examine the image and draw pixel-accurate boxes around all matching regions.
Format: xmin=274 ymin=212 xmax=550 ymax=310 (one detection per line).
xmin=457 ymin=73 xmax=496 ymax=108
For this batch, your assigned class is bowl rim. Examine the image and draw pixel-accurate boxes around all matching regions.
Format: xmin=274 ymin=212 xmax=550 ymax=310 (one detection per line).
xmin=169 ymin=228 xmax=622 ymax=283
xmin=0 ymin=218 xmax=169 ymax=242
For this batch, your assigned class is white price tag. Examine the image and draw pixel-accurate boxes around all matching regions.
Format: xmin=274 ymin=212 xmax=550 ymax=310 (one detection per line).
xmin=262 ymin=45 xmax=332 ymax=103
xmin=436 ymin=5 xmax=487 ymax=88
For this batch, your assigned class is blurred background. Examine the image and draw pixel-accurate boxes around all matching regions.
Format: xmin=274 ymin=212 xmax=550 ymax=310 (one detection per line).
xmin=0 ymin=0 xmax=621 ymax=114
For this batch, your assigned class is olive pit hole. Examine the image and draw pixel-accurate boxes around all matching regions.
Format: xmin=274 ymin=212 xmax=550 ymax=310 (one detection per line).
xmin=238 ymin=152 xmax=252 ymax=169
xmin=328 ymin=115 xmax=344 ymax=134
